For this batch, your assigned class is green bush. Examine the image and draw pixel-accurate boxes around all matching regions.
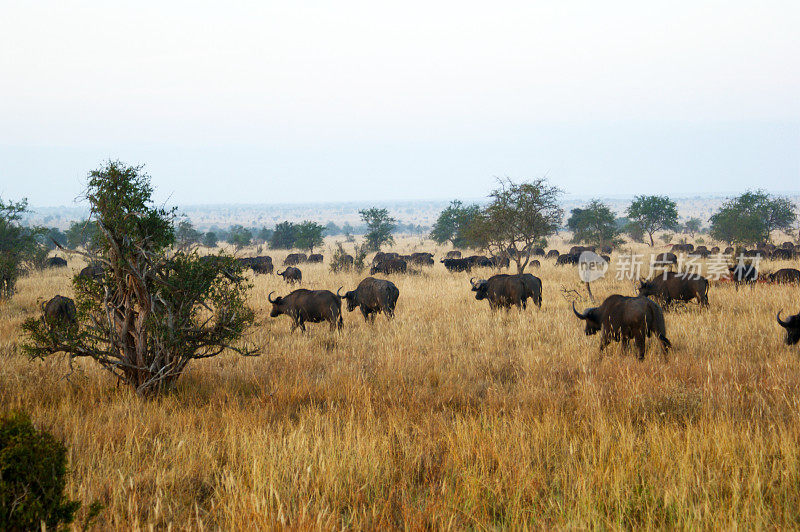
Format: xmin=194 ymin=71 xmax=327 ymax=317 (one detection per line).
xmin=0 ymin=411 xmax=80 ymax=531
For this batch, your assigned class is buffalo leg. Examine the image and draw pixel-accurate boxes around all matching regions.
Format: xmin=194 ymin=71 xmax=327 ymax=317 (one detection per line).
xmin=635 ymin=332 xmax=646 ymax=360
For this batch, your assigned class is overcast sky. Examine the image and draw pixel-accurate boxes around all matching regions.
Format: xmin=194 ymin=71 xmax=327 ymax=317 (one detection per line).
xmin=1 ymin=1 xmax=798 ymax=206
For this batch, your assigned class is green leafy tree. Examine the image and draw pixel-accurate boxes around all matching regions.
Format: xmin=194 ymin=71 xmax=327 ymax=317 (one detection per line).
xmin=255 ymin=227 xmax=273 ymax=244
xmin=175 ymin=218 xmax=201 ymax=248
xmin=0 ymin=411 xmax=82 ymax=530
xmin=709 ymin=190 xmax=797 ymax=246
xmin=270 ymin=221 xmax=298 ymax=249
xmin=430 ymin=200 xmax=482 ymax=248
xmin=359 ymin=208 xmax=397 ymax=251
xmin=64 ymin=219 xmax=101 ymax=250
xmin=0 ymin=198 xmax=46 ymax=297
xmin=40 ymin=227 xmax=67 ymax=250
xmin=22 ymin=161 xmax=257 ymax=395
xmin=626 ymin=195 xmax=679 ymax=247
xmin=226 ymin=225 xmax=252 ymax=249
xmin=202 ymin=231 xmax=218 ymax=248
xmin=466 ymin=178 xmax=563 ymax=273
xmin=683 ymin=217 xmax=702 ymax=237
xmin=295 ymin=220 xmax=325 ymax=252
xmin=566 ymin=199 xmax=622 ymax=248
xmin=324 ymin=221 xmax=341 ymax=236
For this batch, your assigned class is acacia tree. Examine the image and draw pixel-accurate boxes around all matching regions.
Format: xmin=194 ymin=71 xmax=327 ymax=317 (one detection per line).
xmin=566 ymin=199 xmax=621 ymax=249
xmin=683 ymin=217 xmax=702 ymax=237
xmin=709 ymin=190 xmax=796 ymax=246
xmin=626 ymin=195 xmax=679 ymax=247
xmin=467 ymin=178 xmax=563 ymax=273
xmin=22 ymin=161 xmax=257 ymax=395
xmin=359 ymin=208 xmax=396 ymax=251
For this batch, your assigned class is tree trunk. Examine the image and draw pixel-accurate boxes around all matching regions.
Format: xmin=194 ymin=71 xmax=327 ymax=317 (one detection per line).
xmin=649 ymin=232 xmax=655 ymax=247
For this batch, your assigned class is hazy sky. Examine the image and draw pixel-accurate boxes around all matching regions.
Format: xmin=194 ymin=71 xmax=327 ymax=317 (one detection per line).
xmin=1 ymin=1 xmax=798 ymax=206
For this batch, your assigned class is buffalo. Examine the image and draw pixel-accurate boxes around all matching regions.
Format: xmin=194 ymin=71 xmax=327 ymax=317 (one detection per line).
xmin=372 ymin=252 xmax=400 ymax=264
xmin=470 ymin=275 xmax=526 ymax=310
xmin=653 ymin=252 xmax=678 ymax=267
xmin=268 ymin=289 xmax=342 ymax=332
xmin=555 ymin=253 xmax=579 ymax=266
xmin=781 ymin=241 xmax=795 ymax=249
xmin=777 ymin=310 xmax=800 ymax=345
xmin=770 ymin=248 xmax=793 ymax=261
xmin=489 ymin=255 xmax=510 ymax=269
xmin=307 ymin=253 xmax=324 ymax=263
xmin=238 ymin=256 xmax=273 ymax=274
xmin=672 ymin=243 xmax=694 ymax=253
xmin=638 ymin=271 xmax=709 ymax=307
xmin=445 ymin=250 xmax=462 ymax=259
xmin=42 ymin=295 xmax=77 ymax=328
xmin=529 ymin=259 xmax=541 ymax=268
xmin=45 ymin=257 xmax=67 ymax=268
xmin=441 ymin=258 xmax=472 ymax=273
xmin=370 ymin=258 xmax=407 ymax=275
xmin=546 ymin=250 xmax=560 ymax=259
xmin=768 ymin=268 xmax=800 ymax=284
xmin=284 ymin=253 xmax=307 ymax=266
xmin=408 ymin=252 xmax=434 ymax=266
xmin=277 ymin=266 xmax=302 ymax=284
xmin=338 ymin=277 xmax=399 ymax=321
xmin=728 ymin=263 xmax=757 ymax=290
xmin=573 ymin=294 xmax=671 ymax=360
xmin=465 ymin=255 xmax=492 ymax=268
xmin=532 ymin=247 xmax=546 ymax=257
xmin=724 ymin=247 xmax=735 ymax=255
xmin=77 ymin=263 xmax=104 ymax=280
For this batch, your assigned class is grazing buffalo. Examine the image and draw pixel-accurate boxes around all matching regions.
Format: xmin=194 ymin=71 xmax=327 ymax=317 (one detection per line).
xmin=338 ymin=277 xmax=399 ymax=321
xmin=672 ymin=243 xmax=694 ymax=253
xmin=724 ymin=247 xmax=735 ymax=255
xmin=770 ymin=248 xmax=793 ymax=261
xmin=466 ymin=255 xmax=492 ymax=268
xmin=441 ymin=258 xmax=472 ymax=272
xmin=77 ymin=263 xmax=104 ymax=280
xmin=517 ymin=273 xmax=543 ymax=308
xmin=45 ymin=257 xmax=67 ymax=268
xmin=268 ymin=289 xmax=342 ymax=332
xmin=42 ymin=295 xmax=77 ymax=327
xmin=532 ymin=247 xmax=546 ymax=257
xmin=370 ymin=258 xmax=407 ymax=275
xmin=689 ymin=249 xmax=711 ymax=259
xmin=569 ymin=246 xmax=595 ymax=255
xmin=339 ymin=254 xmax=355 ymax=268
xmin=653 ymin=252 xmax=677 ymax=267
xmin=777 ymin=311 xmax=800 ymax=345
xmin=445 ymin=250 xmax=462 ymax=259
xmin=781 ymin=241 xmax=795 ymax=249
xmin=307 ymin=253 xmax=324 ymax=263
xmin=555 ymin=253 xmax=579 ymax=266
xmin=490 ymin=255 xmax=510 ymax=269
xmin=470 ymin=275 xmax=526 ymax=310
xmin=768 ymin=268 xmax=800 ymax=284
xmin=546 ymin=250 xmax=560 ymax=259
xmin=238 ymin=256 xmax=273 ymax=274
xmin=372 ymin=252 xmax=400 ymax=264
xmin=283 ymin=253 xmax=307 ymax=266
xmin=711 ymin=246 xmax=720 ymax=254
xmin=638 ymin=271 xmax=709 ymax=307
xmin=277 ymin=266 xmax=302 ymax=284
xmin=408 ymin=252 xmax=434 ymax=266
xmin=728 ymin=263 xmax=757 ymax=290
xmin=529 ymin=259 xmax=541 ymax=268
xmin=573 ymin=295 xmax=671 ymax=360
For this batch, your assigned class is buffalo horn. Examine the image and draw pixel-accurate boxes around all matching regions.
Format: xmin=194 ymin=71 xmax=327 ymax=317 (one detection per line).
xmin=572 ymin=301 xmax=587 ymax=320
xmin=268 ymin=291 xmax=277 ymax=303
xmin=777 ymin=311 xmax=790 ymax=328
xmin=337 ymin=286 xmax=344 ymax=297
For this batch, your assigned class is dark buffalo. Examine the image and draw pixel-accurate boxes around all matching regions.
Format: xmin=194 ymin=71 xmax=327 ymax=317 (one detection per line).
xmin=711 ymin=246 xmax=720 ymax=254
xmin=445 ymin=250 xmax=462 ymax=259
xmin=372 ymin=252 xmax=400 ymax=264
xmin=238 ymin=256 xmax=274 ymax=274
xmin=770 ymin=248 xmax=793 ymax=261
xmin=532 ymin=247 xmax=546 ymax=257
xmin=517 ymin=273 xmax=543 ymax=308
xmin=529 ymin=259 xmax=541 ymax=268
xmin=489 ymin=255 xmax=510 ymax=269
xmin=470 ymin=273 xmax=541 ymax=310
xmin=555 ymin=253 xmax=579 ymax=266
xmin=42 ymin=295 xmax=77 ymax=327
xmin=284 ymin=253 xmax=307 ymax=266
xmin=637 ymin=271 xmax=709 ymax=307
xmin=546 ymin=250 xmax=560 ymax=259
xmin=573 ymin=295 xmax=671 ymax=360
xmin=470 ymin=275 xmax=526 ymax=310
xmin=601 ymin=245 xmax=613 ymax=254
xmin=672 ymin=243 xmax=694 ymax=253
xmin=441 ymin=258 xmax=472 ymax=273
xmin=781 ymin=241 xmax=795 ymax=249
xmin=689 ymin=249 xmax=711 ymax=259
xmin=768 ymin=268 xmax=800 ymax=284
xmin=724 ymin=247 xmax=735 ymax=255
xmin=45 ymin=257 xmax=67 ymax=268
xmin=370 ymin=258 xmax=407 ymax=275
xmin=338 ymin=277 xmax=399 ymax=321
xmin=277 ymin=267 xmax=302 ymax=284
xmin=742 ymin=249 xmax=767 ymax=259
xmin=465 ymin=255 xmax=492 ymax=268
xmin=339 ymin=254 xmax=355 ymax=268
xmin=777 ymin=310 xmax=800 ymax=345
xmin=728 ymin=263 xmax=757 ymax=290
xmin=408 ymin=252 xmax=434 ymax=266
xmin=268 ymin=289 xmax=342 ymax=332
xmin=307 ymin=253 xmax=324 ymax=263
xmin=78 ymin=263 xmax=104 ymax=280
xmin=569 ymin=246 xmax=595 ymax=255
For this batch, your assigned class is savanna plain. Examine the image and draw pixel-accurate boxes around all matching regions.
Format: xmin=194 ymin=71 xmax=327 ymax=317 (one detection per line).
xmin=2 ymin=236 xmax=800 ymax=529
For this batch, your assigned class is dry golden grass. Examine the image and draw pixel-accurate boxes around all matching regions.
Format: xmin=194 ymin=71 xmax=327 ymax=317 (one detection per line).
xmin=2 ymin=238 xmax=800 ymax=529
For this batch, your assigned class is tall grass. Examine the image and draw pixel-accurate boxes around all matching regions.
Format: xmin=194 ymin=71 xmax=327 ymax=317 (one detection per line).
xmin=1 ymin=238 xmax=799 ymax=529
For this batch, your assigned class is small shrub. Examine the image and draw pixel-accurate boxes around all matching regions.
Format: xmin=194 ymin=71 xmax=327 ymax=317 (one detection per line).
xmin=0 ymin=411 xmax=81 ymax=530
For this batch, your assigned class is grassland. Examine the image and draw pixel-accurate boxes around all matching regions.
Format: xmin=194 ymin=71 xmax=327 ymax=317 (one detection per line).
xmin=2 ymin=237 xmax=800 ymax=529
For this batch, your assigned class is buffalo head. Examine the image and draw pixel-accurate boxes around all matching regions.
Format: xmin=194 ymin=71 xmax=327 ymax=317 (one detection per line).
xmin=337 ymin=286 xmax=359 ymax=312
xmin=573 ymin=302 xmax=601 ymax=336
xmin=777 ymin=310 xmax=800 ymax=345
xmin=470 ymin=277 xmax=488 ymax=300
xmin=268 ymin=291 xmax=284 ymax=317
